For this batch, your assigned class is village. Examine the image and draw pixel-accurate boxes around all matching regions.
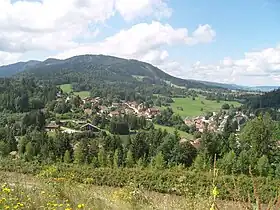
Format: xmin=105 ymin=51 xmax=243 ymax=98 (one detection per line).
xmin=45 ymin=93 xmax=250 ymax=149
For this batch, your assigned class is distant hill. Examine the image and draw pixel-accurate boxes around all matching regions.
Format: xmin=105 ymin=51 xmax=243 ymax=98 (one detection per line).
xmin=0 ymin=54 xmax=276 ymax=91
xmin=245 ymin=88 xmax=280 ymax=110
xmin=0 ymin=60 xmax=40 ymax=77
xmin=0 ymin=54 xmax=223 ymax=90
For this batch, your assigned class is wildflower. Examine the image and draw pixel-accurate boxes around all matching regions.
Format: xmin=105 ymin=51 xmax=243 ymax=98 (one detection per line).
xmin=77 ymin=204 xmax=85 ymax=208
xmin=17 ymin=203 xmax=24 ymax=207
xmin=65 ymin=208 xmax=72 ymax=210
xmin=212 ymin=186 xmax=219 ymax=198
xmin=2 ymin=187 xmax=11 ymax=194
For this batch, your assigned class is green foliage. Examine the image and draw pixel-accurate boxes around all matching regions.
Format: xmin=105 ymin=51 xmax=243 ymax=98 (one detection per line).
xmin=151 ymin=152 xmax=165 ymax=169
xmin=74 ymin=143 xmax=85 ymax=164
xmin=239 ymin=114 xmax=277 ymax=159
xmin=113 ymin=149 xmax=120 ymax=168
xmin=0 ymin=159 xmax=279 ymax=204
xmin=98 ymin=147 xmax=106 ymax=168
xmin=125 ymin=150 xmax=134 ymax=168
xmin=25 ymin=142 xmax=35 ymax=161
xmin=0 ymin=141 xmax=9 ymax=157
xmin=256 ymin=155 xmax=270 ymax=176
xmin=64 ymin=150 xmax=72 ymax=163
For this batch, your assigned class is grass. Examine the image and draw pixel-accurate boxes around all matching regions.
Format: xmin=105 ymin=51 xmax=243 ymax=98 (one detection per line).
xmin=0 ymin=171 xmax=266 ymax=210
xmin=74 ymin=91 xmax=90 ymax=98
xmin=59 ymin=84 xmax=90 ymax=99
xmin=60 ymin=84 xmax=72 ymax=93
xmin=154 ymin=124 xmax=193 ymax=139
xmin=158 ymin=96 xmax=241 ymax=118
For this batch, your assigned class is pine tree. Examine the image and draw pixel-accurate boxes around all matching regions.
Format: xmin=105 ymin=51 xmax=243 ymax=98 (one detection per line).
xmin=74 ymin=144 xmax=84 ymax=164
xmin=136 ymin=157 xmax=144 ymax=168
xmin=151 ymin=152 xmax=165 ymax=169
xmin=25 ymin=142 xmax=35 ymax=161
xmin=113 ymin=149 xmax=119 ymax=168
xmin=257 ymin=155 xmax=270 ymax=176
xmin=92 ymin=157 xmax=99 ymax=168
xmin=125 ymin=149 xmax=134 ymax=168
xmin=98 ymin=147 xmax=106 ymax=167
xmin=107 ymin=154 xmax=112 ymax=168
xmin=64 ymin=150 xmax=71 ymax=163
xmin=0 ymin=141 xmax=9 ymax=157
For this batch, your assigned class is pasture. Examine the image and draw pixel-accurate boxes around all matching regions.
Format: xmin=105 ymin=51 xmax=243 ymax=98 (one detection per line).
xmin=158 ymin=96 xmax=241 ymax=117
xmin=60 ymin=84 xmax=90 ymax=99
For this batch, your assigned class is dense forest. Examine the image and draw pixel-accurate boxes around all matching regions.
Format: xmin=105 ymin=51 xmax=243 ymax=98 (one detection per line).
xmin=8 ymin=55 xmax=226 ymax=91
xmin=0 ymin=77 xmax=278 ymax=178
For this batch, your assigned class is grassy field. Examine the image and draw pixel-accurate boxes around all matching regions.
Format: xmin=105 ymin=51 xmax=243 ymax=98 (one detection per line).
xmin=158 ymin=96 xmax=241 ymax=118
xmin=60 ymin=84 xmax=72 ymax=93
xmin=154 ymin=124 xmax=193 ymax=139
xmin=60 ymin=84 xmax=90 ymax=99
xmin=0 ymin=171 xmax=260 ymax=210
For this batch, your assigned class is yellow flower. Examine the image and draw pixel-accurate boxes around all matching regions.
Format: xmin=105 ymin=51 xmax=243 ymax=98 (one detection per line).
xmin=2 ymin=187 xmax=11 ymax=194
xmin=77 ymin=204 xmax=85 ymax=208
xmin=17 ymin=203 xmax=24 ymax=207
xmin=212 ymin=186 xmax=219 ymax=197
xmin=65 ymin=208 xmax=72 ymax=210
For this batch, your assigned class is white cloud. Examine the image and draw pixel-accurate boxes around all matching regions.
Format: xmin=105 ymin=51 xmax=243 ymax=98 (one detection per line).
xmin=192 ymin=24 xmax=216 ymax=44
xmin=0 ymin=51 xmax=22 ymax=66
xmin=0 ymin=0 xmax=172 ymax=56
xmin=186 ymin=46 xmax=280 ymax=86
xmin=115 ymin=0 xmax=172 ymax=21
xmin=55 ymin=21 xmax=216 ymax=67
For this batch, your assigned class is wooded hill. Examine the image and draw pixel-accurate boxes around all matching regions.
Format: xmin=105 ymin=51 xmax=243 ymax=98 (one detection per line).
xmin=1 ymin=55 xmax=223 ymax=91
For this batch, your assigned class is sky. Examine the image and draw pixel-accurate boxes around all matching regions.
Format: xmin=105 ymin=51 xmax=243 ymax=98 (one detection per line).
xmin=0 ymin=0 xmax=280 ymax=86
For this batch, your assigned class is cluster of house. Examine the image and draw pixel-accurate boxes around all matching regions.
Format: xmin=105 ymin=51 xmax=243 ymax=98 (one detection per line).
xmin=184 ymin=111 xmax=249 ymax=133
xmin=182 ymin=111 xmax=250 ymax=150
xmin=45 ymin=120 xmax=101 ymax=133
xmin=184 ymin=113 xmax=217 ymax=133
xmin=81 ymin=97 xmax=161 ymax=119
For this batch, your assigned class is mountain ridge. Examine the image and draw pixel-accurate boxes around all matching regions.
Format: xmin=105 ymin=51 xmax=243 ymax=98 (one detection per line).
xmin=0 ymin=54 xmax=278 ymax=91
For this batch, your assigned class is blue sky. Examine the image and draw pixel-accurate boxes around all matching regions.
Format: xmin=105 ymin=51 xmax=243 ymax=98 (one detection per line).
xmin=1 ymin=0 xmax=280 ymax=86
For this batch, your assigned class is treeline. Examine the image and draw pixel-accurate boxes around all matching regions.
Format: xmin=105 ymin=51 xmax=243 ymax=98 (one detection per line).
xmin=244 ymin=88 xmax=280 ymax=110
xmin=1 ymin=109 xmax=280 ymax=178
xmin=153 ymin=108 xmax=190 ymax=133
xmin=0 ymin=78 xmax=57 ymax=113
xmin=0 ymin=160 xmax=279 ymax=203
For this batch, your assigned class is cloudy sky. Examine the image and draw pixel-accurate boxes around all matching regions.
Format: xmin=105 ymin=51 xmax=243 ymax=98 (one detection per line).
xmin=0 ymin=0 xmax=280 ymax=86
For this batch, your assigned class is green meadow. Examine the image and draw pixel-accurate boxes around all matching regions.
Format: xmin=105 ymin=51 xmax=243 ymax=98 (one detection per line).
xmin=154 ymin=124 xmax=193 ymax=139
xmin=60 ymin=84 xmax=90 ymax=99
xmin=158 ymin=96 xmax=241 ymax=118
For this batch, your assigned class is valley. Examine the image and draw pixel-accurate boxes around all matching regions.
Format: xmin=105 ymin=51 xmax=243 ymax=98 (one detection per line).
xmin=0 ymin=54 xmax=279 ymax=210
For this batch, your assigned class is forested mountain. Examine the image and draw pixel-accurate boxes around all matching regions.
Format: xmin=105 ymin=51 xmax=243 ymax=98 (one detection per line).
xmin=0 ymin=55 xmax=222 ymax=90
xmin=245 ymin=88 xmax=280 ymax=110
xmin=0 ymin=60 xmax=40 ymax=77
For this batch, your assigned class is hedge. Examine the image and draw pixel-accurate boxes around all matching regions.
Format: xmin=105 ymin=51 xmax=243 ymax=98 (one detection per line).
xmin=0 ymin=159 xmax=279 ymax=203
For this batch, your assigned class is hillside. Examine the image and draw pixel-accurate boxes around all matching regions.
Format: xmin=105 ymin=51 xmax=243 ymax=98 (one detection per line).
xmin=0 ymin=55 xmax=223 ymax=90
xmin=0 ymin=60 xmax=40 ymax=77
xmin=245 ymin=88 xmax=280 ymax=109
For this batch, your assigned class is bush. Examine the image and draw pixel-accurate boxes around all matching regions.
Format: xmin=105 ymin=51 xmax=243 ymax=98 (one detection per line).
xmin=0 ymin=159 xmax=279 ymax=203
